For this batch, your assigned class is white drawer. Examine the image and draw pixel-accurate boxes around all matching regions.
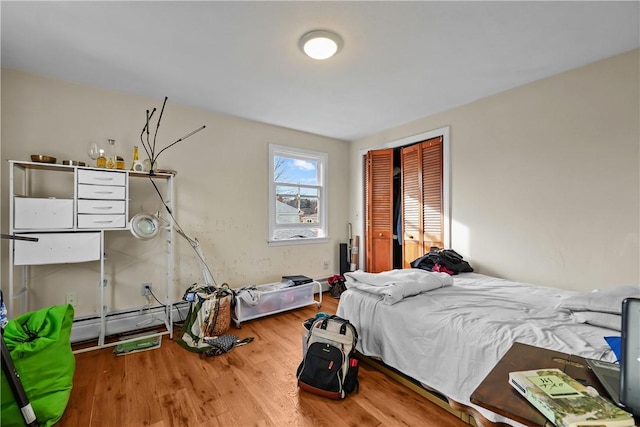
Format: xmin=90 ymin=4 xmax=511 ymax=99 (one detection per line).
xmin=14 ymin=232 xmax=101 ymax=265
xmin=77 ymin=199 xmax=126 ymax=214
xmin=77 ymin=184 xmax=126 ymax=200
xmin=77 ymin=214 xmax=126 ymax=229
xmin=78 ymin=169 xmax=126 ymax=186
xmin=14 ymin=197 xmax=73 ymax=229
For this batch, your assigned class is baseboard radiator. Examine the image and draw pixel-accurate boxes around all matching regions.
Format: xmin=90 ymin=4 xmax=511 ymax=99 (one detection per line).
xmin=70 ymin=302 xmax=190 ymax=344
xmin=70 ymin=277 xmax=331 ymax=344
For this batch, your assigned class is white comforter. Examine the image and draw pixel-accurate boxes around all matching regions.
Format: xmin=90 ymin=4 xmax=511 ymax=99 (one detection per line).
xmin=344 ymin=269 xmax=453 ymax=305
xmin=337 ymin=272 xmax=618 ymax=426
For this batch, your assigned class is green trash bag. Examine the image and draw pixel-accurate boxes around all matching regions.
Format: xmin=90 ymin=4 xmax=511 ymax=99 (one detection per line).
xmin=1 ymin=304 xmax=75 ymax=427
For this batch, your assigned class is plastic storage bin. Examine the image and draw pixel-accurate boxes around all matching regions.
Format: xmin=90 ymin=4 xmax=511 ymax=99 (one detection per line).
xmin=233 ymin=281 xmax=322 ymax=327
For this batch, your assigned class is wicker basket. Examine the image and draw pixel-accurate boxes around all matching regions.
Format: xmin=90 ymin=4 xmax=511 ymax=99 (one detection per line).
xmin=202 ymin=294 xmax=232 ymax=337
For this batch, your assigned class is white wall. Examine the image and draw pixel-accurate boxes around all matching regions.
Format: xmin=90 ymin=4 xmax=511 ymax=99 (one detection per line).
xmin=1 ymin=69 xmax=350 ymax=316
xmin=349 ymin=49 xmax=640 ymax=291
xmin=3 ymin=47 xmax=638 ymax=318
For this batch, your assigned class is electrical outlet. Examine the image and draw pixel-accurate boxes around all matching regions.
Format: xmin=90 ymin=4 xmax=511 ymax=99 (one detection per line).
xmin=323 ymin=260 xmax=329 ymax=270
xmin=65 ymin=292 xmax=77 ymax=307
xmin=141 ymin=282 xmax=152 ymax=296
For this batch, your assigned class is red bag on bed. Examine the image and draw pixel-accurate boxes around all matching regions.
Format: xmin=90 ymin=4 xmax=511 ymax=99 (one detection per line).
xmin=411 ymin=248 xmax=473 ymax=275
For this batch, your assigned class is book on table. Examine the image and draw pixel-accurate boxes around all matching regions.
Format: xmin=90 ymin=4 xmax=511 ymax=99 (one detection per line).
xmin=509 ymin=368 xmax=634 ymax=427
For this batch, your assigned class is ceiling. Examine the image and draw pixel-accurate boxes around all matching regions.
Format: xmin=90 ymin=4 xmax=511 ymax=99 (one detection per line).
xmin=2 ymin=1 xmax=639 ymax=141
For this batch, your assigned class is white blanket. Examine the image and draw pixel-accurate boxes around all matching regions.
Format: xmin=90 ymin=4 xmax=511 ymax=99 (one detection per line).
xmin=337 ymin=272 xmax=617 ymax=426
xmin=344 ymin=269 xmax=453 ymax=305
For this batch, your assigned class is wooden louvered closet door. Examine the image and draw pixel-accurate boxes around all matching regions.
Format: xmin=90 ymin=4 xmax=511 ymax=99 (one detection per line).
xmin=401 ymin=136 xmax=443 ymax=268
xmin=401 ymin=144 xmax=421 ymax=267
xmin=364 ymin=149 xmax=394 ymax=273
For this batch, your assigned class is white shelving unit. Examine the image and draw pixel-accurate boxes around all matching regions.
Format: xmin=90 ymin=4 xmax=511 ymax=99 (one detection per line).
xmin=7 ymin=160 xmax=175 ymax=352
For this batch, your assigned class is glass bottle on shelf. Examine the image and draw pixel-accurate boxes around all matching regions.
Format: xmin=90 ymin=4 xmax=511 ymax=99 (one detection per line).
xmin=96 ymin=142 xmax=107 ymax=168
xmin=105 ymin=139 xmax=116 ymax=169
xmin=113 ymin=140 xmax=125 ymax=169
xmin=130 ymin=145 xmax=140 ymax=171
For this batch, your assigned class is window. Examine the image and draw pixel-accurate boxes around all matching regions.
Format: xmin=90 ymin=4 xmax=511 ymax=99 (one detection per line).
xmin=268 ymin=144 xmax=328 ymax=245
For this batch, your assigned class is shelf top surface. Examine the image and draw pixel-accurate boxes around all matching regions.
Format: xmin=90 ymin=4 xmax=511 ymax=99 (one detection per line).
xmin=9 ymin=160 xmax=174 ymax=178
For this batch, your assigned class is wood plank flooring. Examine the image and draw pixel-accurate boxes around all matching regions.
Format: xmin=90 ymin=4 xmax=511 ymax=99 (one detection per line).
xmin=60 ymin=293 xmax=469 ymax=427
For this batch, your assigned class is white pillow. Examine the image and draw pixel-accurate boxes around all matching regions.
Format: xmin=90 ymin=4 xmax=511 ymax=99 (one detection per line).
xmin=572 ymin=311 xmax=622 ymax=331
xmin=556 ymin=284 xmax=640 ymax=314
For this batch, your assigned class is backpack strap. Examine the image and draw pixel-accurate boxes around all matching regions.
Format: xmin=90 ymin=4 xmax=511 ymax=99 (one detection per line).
xmin=319 ymin=318 xmax=348 ymax=335
xmin=320 ymin=317 xmax=347 ymax=335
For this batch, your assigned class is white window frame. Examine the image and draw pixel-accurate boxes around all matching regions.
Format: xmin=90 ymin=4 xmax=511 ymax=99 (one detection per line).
xmin=268 ymin=144 xmax=328 ymax=246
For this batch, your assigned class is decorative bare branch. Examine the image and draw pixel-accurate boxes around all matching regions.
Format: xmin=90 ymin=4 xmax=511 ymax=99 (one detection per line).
xmin=139 ymin=97 xmax=206 ymax=173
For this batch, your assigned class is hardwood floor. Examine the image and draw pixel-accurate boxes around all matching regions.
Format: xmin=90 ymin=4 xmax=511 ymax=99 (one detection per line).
xmin=60 ymin=293 xmax=469 ymax=427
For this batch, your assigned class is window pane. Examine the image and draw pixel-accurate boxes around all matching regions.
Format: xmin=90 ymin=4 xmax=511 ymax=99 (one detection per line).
xmin=274 ymin=155 xmax=318 ymax=185
xmin=275 ymin=185 xmax=319 ymax=225
xmin=269 ymin=144 xmax=327 ymax=244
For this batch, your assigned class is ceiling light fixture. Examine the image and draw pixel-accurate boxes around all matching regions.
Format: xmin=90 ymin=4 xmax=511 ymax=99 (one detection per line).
xmin=299 ymin=30 xmax=343 ymax=60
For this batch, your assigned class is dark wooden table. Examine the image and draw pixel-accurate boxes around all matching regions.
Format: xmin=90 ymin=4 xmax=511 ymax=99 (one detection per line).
xmin=470 ymin=342 xmax=612 ymax=427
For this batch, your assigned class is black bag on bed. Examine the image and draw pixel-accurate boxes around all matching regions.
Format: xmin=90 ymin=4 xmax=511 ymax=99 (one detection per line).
xmin=296 ymin=315 xmax=359 ymax=399
xmin=410 ymin=248 xmax=474 ymax=274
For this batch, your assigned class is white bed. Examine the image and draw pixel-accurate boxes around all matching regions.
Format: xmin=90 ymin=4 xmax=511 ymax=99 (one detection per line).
xmin=337 ymin=272 xmax=628 ymax=426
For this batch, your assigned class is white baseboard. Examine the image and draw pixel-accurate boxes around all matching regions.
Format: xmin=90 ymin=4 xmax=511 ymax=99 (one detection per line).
xmin=70 ymin=302 xmax=190 ymax=344
xmin=316 ymin=276 xmax=330 ymax=292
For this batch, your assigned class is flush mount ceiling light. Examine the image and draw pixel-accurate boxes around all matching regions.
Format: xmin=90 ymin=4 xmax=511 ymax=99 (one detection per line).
xmin=299 ymin=30 xmax=343 ymax=60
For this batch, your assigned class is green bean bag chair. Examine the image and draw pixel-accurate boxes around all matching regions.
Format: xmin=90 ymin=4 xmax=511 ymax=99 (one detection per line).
xmin=1 ymin=305 xmax=75 ymax=426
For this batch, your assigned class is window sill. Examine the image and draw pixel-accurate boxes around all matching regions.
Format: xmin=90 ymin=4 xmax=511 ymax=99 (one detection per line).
xmin=267 ymin=237 xmax=329 ymax=247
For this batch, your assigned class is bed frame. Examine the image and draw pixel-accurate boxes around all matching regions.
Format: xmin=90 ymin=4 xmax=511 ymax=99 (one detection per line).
xmin=358 ymin=354 xmax=504 ymax=427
